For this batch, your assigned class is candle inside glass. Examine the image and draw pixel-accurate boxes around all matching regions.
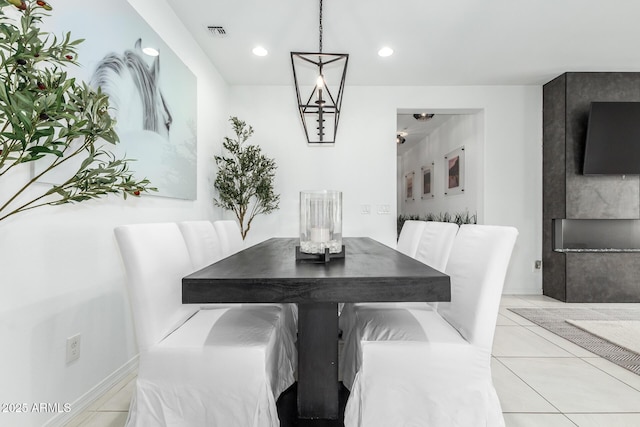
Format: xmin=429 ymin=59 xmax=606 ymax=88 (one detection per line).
xmin=300 ymin=190 xmax=342 ymax=254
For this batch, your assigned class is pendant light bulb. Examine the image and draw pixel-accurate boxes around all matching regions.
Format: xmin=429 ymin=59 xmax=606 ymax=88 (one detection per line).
xmin=316 ymin=75 xmax=324 ymax=88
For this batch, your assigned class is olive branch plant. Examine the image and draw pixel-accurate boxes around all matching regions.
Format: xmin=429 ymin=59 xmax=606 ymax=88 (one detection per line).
xmin=214 ymin=117 xmax=280 ymax=240
xmin=0 ymin=0 xmax=155 ymax=222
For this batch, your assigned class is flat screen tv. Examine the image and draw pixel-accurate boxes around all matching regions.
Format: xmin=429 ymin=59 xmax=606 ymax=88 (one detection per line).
xmin=583 ymin=102 xmax=640 ymax=175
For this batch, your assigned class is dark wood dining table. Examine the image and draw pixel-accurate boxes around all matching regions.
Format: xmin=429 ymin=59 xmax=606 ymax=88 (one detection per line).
xmin=182 ymin=237 xmax=450 ymax=423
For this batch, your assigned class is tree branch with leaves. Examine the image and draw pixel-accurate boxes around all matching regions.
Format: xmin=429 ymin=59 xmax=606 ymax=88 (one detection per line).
xmin=0 ymin=0 xmax=155 ymax=222
xmin=214 ymin=117 xmax=280 ymax=239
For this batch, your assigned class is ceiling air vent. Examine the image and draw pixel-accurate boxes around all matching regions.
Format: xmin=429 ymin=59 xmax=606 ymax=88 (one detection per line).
xmin=207 ymin=26 xmax=227 ymax=37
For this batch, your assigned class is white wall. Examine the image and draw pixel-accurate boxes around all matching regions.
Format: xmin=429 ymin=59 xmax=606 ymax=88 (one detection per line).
xmin=228 ymin=86 xmax=399 ymax=249
xmin=398 ymin=113 xmax=482 ymax=219
xmin=0 ymin=1 xmax=228 ymax=425
xmin=0 ymin=3 xmax=542 ymax=424
xmin=229 ymin=85 xmax=542 ymax=295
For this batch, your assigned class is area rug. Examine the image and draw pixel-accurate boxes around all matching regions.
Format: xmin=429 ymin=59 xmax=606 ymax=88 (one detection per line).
xmin=508 ymin=307 xmax=640 ymax=376
xmin=566 ymin=320 xmax=640 ymax=355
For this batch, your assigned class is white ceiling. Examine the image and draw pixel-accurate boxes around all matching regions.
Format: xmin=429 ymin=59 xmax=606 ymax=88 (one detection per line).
xmin=396 ymin=114 xmax=453 ymax=154
xmin=165 ymin=0 xmax=640 ymax=87
xmin=163 ymin=0 xmax=640 ymax=147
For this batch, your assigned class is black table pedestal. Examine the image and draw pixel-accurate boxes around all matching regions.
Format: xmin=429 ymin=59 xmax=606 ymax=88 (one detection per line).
xmin=298 ymin=302 xmax=339 ymax=420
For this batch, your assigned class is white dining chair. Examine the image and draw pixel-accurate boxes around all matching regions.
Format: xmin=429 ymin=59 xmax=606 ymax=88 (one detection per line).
xmin=395 ymin=219 xmax=427 ymax=257
xmin=114 ymin=222 xmax=296 ymax=427
xmin=177 ymin=220 xmax=223 ymax=270
xmin=177 ymin=220 xmax=233 ymax=312
xmin=339 ymin=219 xmax=428 ymax=317
xmin=340 ymin=221 xmax=458 ymax=331
xmin=414 ymin=220 xmax=459 ymax=272
xmin=341 ymin=224 xmax=518 ymax=427
xmin=416 ymin=220 xmax=459 ymax=310
xmin=213 ymin=219 xmax=245 ymax=256
xmin=178 ymin=219 xmax=298 ymax=338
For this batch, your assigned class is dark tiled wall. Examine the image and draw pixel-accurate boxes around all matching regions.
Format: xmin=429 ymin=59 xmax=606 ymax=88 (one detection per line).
xmin=543 ymin=75 xmax=567 ymax=301
xmin=543 ymin=72 xmax=640 ymax=302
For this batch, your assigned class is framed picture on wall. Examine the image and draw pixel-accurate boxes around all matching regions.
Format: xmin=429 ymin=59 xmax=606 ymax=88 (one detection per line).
xmin=405 ymin=171 xmax=415 ymax=201
xmin=444 ymin=146 xmax=465 ymax=196
xmin=35 ymin=0 xmax=198 ymax=201
xmin=421 ymin=163 xmax=434 ymax=199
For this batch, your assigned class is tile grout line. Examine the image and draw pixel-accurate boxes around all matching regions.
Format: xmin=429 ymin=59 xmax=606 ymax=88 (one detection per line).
xmin=492 ymin=356 xmax=565 ymax=415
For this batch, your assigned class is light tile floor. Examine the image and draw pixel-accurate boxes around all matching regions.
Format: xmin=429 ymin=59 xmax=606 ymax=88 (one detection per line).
xmin=496 ymin=295 xmax=640 ymax=427
xmin=66 ymin=295 xmax=640 ymax=426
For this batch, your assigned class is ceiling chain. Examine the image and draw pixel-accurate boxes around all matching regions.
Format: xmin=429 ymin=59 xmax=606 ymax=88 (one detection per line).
xmin=319 ymin=0 xmax=323 ymax=53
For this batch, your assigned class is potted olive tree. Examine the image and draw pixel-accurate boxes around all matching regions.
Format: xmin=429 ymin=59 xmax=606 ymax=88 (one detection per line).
xmin=0 ymin=0 xmax=155 ymax=222
xmin=214 ymin=117 xmax=279 ymax=239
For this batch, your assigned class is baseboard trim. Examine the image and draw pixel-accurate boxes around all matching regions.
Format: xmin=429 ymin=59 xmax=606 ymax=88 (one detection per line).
xmin=502 ymin=288 xmax=543 ymax=296
xmin=44 ymin=355 xmax=138 ymax=427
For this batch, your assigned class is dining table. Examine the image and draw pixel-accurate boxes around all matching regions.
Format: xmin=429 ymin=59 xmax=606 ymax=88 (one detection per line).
xmin=182 ymin=237 xmax=451 ymax=423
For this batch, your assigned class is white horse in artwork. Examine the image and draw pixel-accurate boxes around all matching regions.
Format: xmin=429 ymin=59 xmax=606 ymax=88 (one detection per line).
xmin=90 ymin=38 xmax=173 ymax=139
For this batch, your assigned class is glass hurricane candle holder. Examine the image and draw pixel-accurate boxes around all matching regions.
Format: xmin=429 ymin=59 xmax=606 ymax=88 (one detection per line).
xmin=299 ymin=190 xmax=343 ymax=255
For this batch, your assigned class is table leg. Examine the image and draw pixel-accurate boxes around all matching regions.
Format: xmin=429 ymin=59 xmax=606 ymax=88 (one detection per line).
xmin=297 ymin=302 xmax=339 ymax=420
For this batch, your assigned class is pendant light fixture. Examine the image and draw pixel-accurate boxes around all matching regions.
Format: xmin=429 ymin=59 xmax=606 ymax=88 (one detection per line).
xmin=291 ymin=0 xmax=348 ymax=145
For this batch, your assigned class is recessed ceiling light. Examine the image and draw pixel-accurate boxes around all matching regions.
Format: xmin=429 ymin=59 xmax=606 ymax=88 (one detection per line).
xmin=142 ymin=47 xmax=159 ymax=57
xmin=378 ymin=47 xmax=394 ymax=57
xmin=252 ymin=46 xmax=268 ymax=57
xmin=413 ymin=113 xmax=435 ymax=121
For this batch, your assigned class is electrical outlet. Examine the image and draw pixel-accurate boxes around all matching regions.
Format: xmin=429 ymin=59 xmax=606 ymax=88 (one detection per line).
xmin=66 ymin=334 xmax=81 ymax=364
xmin=534 ymin=260 xmax=542 ymax=270
xmin=360 ymin=204 xmax=371 ymax=215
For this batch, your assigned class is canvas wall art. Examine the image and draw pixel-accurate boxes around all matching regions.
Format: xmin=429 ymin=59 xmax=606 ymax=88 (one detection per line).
xmin=39 ymin=0 xmax=197 ymax=200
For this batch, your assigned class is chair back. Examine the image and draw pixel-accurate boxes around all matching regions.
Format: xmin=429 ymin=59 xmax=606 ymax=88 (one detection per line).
xmin=213 ymin=220 xmax=244 ymax=257
xmin=396 ymin=220 xmax=427 ymax=257
xmin=437 ymin=224 xmax=518 ymax=350
xmin=114 ymin=223 xmax=198 ymax=351
xmin=414 ymin=221 xmax=459 ymax=272
xmin=178 ymin=220 xmax=223 ymax=270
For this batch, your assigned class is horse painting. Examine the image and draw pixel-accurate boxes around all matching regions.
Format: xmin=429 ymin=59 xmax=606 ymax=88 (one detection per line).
xmin=86 ymin=35 xmax=196 ymax=200
xmin=90 ymin=38 xmax=173 ymax=138
xmin=38 ymin=0 xmax=197 ymax=200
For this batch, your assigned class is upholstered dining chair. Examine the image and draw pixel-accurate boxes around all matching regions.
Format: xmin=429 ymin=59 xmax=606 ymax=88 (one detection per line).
xmin=177 ymin=220 xmax=223 ymax=270
xmin=178 ymin=219 xmax=298 ymax=338
xmin=415 ymin=221 xmax=459 ymax=310
xmin=414 ymin=220 xmax=459 ymax=272
xmin=213 ymin=219 xmax=245 ymax=256
xmin=114 ymin=222 xmax=296 ymax=427
xmin=340 ymin=224 xmax=518 ymax=427
xmin=177 ymin=220 xmax=234 ymax=312
xmin=340 ymin=221 xmax=458 ymax=330
xmin=395 ymin=219 xmax=427 ymax=257
xmin=339 ymin=219 xmax=429 ymax=317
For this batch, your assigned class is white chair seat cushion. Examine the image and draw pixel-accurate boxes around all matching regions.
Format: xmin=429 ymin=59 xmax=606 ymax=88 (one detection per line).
xmin=127 ymin=306 xmax=296 ymax=427
xmin=339 ymin=302 xmax=432 ymax=341
xmin=341 ymin=306 xmax=459 ymax=389
xmin=200 ymin=302 xmax=298 ymax=346
xmin=341 ymin=306 xmax=503 ymax=427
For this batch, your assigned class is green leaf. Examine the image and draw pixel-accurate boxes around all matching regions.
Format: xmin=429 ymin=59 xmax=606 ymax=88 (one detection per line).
xmin=0 ymin=3 xmax=155 ymax=223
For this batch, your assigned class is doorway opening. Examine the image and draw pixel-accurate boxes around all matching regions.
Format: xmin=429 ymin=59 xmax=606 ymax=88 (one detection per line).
xmin=396 ymin=108 xmax=484 ymax=236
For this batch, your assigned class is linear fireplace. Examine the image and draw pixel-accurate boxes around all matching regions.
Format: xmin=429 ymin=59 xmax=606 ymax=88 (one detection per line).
xmin=554 ymin=219 xmax=640 ymax=252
